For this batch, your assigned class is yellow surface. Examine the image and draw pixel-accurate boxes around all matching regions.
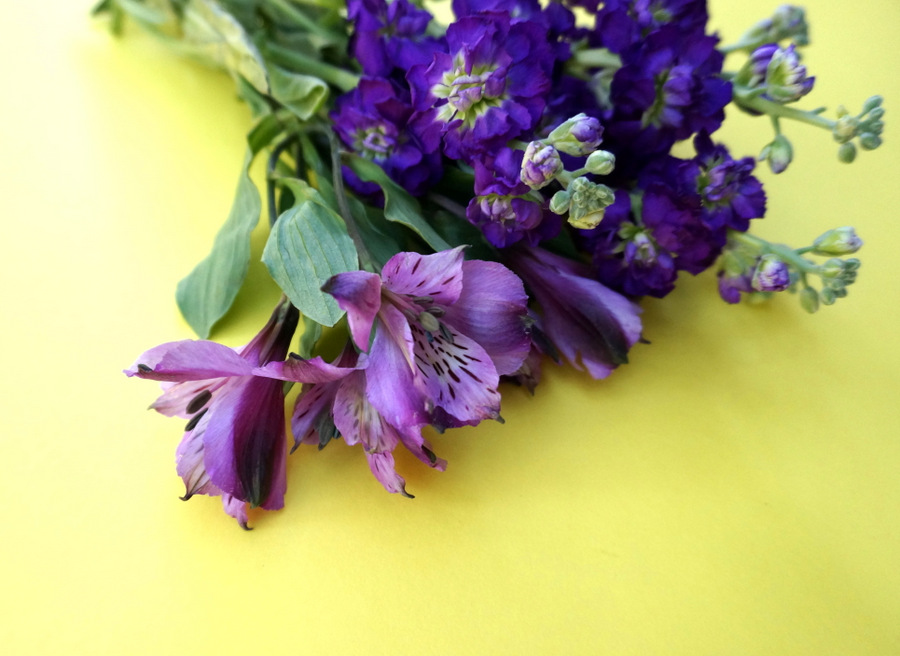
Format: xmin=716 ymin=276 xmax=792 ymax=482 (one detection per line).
xmin=2 ymin=1 xmax=899 ymax=653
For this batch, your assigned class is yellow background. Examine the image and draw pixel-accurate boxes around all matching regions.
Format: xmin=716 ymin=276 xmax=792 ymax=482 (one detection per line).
xmin=2 ymin=1 xmax=899 ymax=653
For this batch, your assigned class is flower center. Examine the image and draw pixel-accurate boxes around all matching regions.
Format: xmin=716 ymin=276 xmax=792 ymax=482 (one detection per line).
xmin=432 ymin=54 xmax=504 ymax=128
xmin=353 ymin=124 xmax=397 ymax=161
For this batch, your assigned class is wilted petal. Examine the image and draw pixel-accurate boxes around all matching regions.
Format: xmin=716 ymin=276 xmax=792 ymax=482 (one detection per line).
xmin=323 ymin=270 xmax=383 ymax=351
xmin=125 ymin=340 xmax=254 ymax=382
xmin=381 ymin=247 xmax=466 ymax=305
xmin=441 ymin=260 xmax=530 ymax=375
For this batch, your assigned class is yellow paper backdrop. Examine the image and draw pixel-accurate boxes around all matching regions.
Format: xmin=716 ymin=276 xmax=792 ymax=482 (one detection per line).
xmin=1 ymin=1 xmax=898 ymax=653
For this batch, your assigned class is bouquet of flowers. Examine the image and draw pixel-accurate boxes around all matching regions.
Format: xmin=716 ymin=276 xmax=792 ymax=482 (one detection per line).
xmin=99 ymin=0 xmax=884 ymax=528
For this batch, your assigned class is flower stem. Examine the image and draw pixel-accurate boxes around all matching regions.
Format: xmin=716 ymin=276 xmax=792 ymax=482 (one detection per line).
xmin=326 ymin=129 xmax=377 ymax=271
xmin=733 ymin=87 xmax=835 ymax=131
xmin=730 ymin=231 xmax=820 ymax=274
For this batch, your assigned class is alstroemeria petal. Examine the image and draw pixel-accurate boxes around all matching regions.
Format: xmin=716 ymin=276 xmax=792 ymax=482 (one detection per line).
xmin=396 ymin=426 xmax=448 ymax=471
xmin=441 ymin=260 xmax=531 ymax=375
xmin=364 ymin=451 xmax=411 ymax=496
xmin=175 ymin=411 xmax=217 ymax=500
xmin=291 ymin=382 xmax=340 ymax=449
xmin=253 ymin=356 xmax=354 ymax=384
xmin=323 ymin=270 xmax=383 ymax=351
xmin=126 ymin=340 xmax=254 ymax=381
xmin=333 ymin=371 xmax=399 ymax=452
xmin=202 ymin=377 xmax=287 ymax=510
xmin=365 ymin=304 xmax=429 ymax=427
xmin=221 ymin=494 xmax=250 ymax=530
xmin=381 ymin=247 xmax=466 ymax=305
xmin=150 ymin=379 xmax=226 ymax=418
xmin=410 ymin=320 xmax=502 ymax=426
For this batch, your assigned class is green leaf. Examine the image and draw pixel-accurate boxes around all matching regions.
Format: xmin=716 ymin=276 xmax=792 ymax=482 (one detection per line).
xmin=262 ymin=181 xmax=358 ymax=326
xmin=297 ymin=318 xmax=323 ymax=359
xmin=268 ymin=66 xmax=329 ymax=120
xmin=175 ymin=114 xmax=284 ymax=338
xmin=345 ymin=155 xmax=451 ymax=252
xmin=235 ymin=75 xmax=272 ymax=118
xmin=182 ymin=0 xmax=269 ymax=93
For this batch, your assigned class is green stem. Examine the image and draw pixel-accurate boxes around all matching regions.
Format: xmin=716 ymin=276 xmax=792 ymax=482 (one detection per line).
xmin=733 ymin=87 xmax=835 ymax=131
xmin=326 ymin=130 xmax=376 ymax=271
xmin=730 ymin=232 xmax=820 ymax=274
xmin=265 ymin=43 xmax=359 ymax=92
xmin=573 ymin=48 xmax=623 ymax=70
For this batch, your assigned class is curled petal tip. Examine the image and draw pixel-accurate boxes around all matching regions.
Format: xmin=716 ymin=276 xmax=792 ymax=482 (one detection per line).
xmin=179 ymin=492 xmax=193 ymax=502
xmin=240 ymin=522 xmax=253 ymax=531
xmin=401 ymin=487 xmax=415 ymax=499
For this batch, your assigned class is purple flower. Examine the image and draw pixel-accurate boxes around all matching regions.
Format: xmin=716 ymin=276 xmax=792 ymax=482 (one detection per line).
xmin=717 ymin=269 xmax=754 ymax=304
xmin=348 ymin=0 xmax=443 ymax=77
xmin=273 ymin=345 xmax=447 ymax=497
xmin=740 ymin=43 xmax=814 ymax=104
xmin=751 ymin=254 xmax=791 ymax=292
xmin=125 ymin=300 xmax=348 ymax=527
xmin=324 ymin=247 xmax=532 ymax=431
xmin=466 ymin=147 xmax=558 ymax=248
xmin=407 ymin=12 xmax=553 ymax=161
xmin=691 ymin=132 xmax=766 ymax=233
xmin=595 ymin=0 xmax=709 ymax=54
xmin=332 ymin=78 xmax=442 ymax=196
xmin=506 ymin=246 xmax=643 ymax=379
xmin=520 ymin=141 xmax=563 ymax=189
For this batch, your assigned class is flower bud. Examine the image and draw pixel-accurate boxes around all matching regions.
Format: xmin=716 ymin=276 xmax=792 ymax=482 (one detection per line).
xmin=764 ymin=44 xmax=815 ymax=104
xmin=566 ymin=178 xmax=614 ymax=229
xmin=799 ymin=287 xmax=819 ymax=313
xmin=549 ymin=190 xmax=571 ymax=215
xmin=837 ymin=142 xmax=857 ymax=163
xmin=820 ymin=258 xmax=844 ymax=278
xmin=520 ymin=141 xmax=563 ymax=189
xmin=547 ymin=114 xmax=604 ymax=156
xmin=859 ymin=133 xmax=883 ymax=151
xmin=833 ymin=115 xmax=858 ymax=143
xmin=585 ymin=150 xmax=616 ymax=176
xmin=751 ymin=254 xmax=791 ymax=292
xmin=760 ymin=134 xmax=793 ymax=174
xmin=813 ymin=227 xmax=863 ymax=255
xmin=820 ymin=287 xmax=836 ymax=305
xmin=740 ymin=6 xmax=809 ymax=47
xmin=862 ymin=95 xmax=884 ymax=113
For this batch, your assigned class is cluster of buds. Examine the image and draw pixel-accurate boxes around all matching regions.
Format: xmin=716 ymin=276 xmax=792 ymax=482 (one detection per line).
xmin=730 ymin=5 xmax=810 ymax=53
xmin=517 ymin=114 xmax=617 ymax=230
xmin=717 ymin=226 xmax=863 ymax=312
xmin=833 ymin=96 xmax=885 ymax=163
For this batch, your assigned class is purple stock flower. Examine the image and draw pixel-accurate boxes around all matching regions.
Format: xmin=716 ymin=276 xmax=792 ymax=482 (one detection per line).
xmin=324 ymin=247 xmax=532 ymax=431
xmin=751 ymin=254 xmax=791 ymax=292
xmin=125 ymin=300 xmax=347 ymax=527
xmin=466 ymin=147 xmax=558 ymax=248
xmin=595 ymin=0 xmax=709 ymax=54
xmin=691 ymin=132 xmax=766 ymax=233
xmin=407 ymin=12 xmax=553 ymax=161
xmin=740 ymin=43 xmax=814 ymax=104
xmin=717 ymin=269 xmax=754 ymax=303
xmin=332 ymin=78 xmax=442 ymax=196
xmin=348 ymin=0 xmax=443 ymax=76
xmin=507 ymin=246 xmax=643 ymax=379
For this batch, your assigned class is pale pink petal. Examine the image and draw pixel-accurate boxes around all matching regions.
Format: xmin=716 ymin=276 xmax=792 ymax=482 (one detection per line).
xmin=150 ymin=379 xmax=226 ymax=418
xmin=333 ymin=371 xmax=400 ymax=452
xmin=221 ymin=494 xmax=251 ymax=529
xmin=381 ymin=247 xmax=466 ymax=305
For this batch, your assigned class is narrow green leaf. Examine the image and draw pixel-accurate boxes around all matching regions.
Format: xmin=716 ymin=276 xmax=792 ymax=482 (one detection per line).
xmin=268 ymin=66 xmax=329 ymax=120
xmin=345 ymin=155 xmax=451 ymax=252
xmin=262 ymin=181 xmax=358 ymax=326
xmin=175 ymin=114 xmax=284 ymax=338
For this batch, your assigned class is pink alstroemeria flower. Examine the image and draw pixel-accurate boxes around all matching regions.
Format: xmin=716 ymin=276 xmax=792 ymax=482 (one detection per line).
xmin=324 ymin=247 xmax=532 ymax=432
xmin=507 ymin=246 xmax=643 ymax=379
xmin=126 ymin=299 xmax=348 ymax=527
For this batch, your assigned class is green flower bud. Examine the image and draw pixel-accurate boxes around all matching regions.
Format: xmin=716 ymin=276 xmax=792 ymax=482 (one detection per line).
xmin=820 ymin=258 xmax=844 ymax=278
xmin=859 ymin=133 xmax=883 ymax=150
xmin=813 ymin=227 xmax=863 ymax=255
xmin=799 ymin=287 xmax=820 ymax=313
xmin=862 ymin=95 xmax=883 ymax=113
xmin=838 ymin=142 xmax=857 ymax=163
xmin=566 ymin=177 xmax=615 ymax=230
xmin=549 ymin=190 xmax=571 ymax=215
xmin=760 ymin=134 xmax=793 ymax=174
xmin=585 ymin=150 xmax=616 ymax=176
xmin=820 ymin=287 xmax=836 ymax=305
xmin=547 ymin=114 xmax=604 ymax=156
xmin=833 ymin=115 xmax=858 ymax=143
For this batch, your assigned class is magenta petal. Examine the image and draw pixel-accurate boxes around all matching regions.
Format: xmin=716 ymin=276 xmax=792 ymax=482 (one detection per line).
xmin=291 ymin=382 xmax=339 ymax=448
xmin=202 ymin=377 xmax=287 ymax=509
xmin=253 ymin=356 xmax=354 ymax=384
xmin=323 ymin=270 xmax=382 ymax=351
xmin=126 ymin=340 xmax=254 ymax=381
xmin=364 ymin=305 xmax=429 ymax=427
xmin=409 ymin=321 xmax=502 ymax=426
xmin=381 ymin=247 xmax=466 ymax=305
xmin=364 ymin=451 xmax=410 ymax=496
xmin=442 ymin=260 xmax=530 ymax=376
